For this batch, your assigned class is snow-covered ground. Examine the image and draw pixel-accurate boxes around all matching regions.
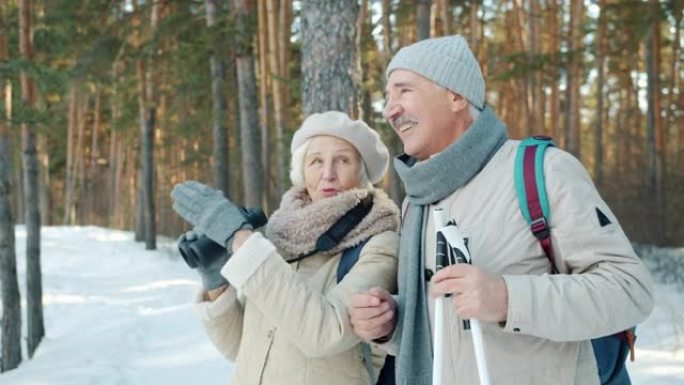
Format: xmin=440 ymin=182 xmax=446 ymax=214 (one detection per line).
xmin=1 ymin=226 xmax=683 ymax=384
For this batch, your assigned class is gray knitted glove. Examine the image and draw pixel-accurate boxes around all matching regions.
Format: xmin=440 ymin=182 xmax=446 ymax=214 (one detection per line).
xmin=178 ymin=230 xmax=229 ymax=290
xmin=171 ymin=181 xmax=252 ymax=248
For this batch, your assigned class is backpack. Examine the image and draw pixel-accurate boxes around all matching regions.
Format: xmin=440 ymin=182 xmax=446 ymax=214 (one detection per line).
xmin=337 ymin=242 xmax=396 ymax=385
xmin=514 ymin=136 xmax=636 ymax=385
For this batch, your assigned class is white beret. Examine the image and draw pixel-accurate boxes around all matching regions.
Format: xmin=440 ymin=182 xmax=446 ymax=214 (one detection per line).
xmin=291 ymin=111 xmax=390 ymax=184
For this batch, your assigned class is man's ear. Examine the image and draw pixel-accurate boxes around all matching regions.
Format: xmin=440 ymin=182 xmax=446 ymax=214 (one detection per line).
xmin=449 ymin=92 xmax=469 ymax=113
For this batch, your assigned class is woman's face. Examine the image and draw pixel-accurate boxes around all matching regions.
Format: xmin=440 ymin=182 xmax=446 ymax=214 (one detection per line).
xmin=304 ymin=136 xmax=362 ymax=202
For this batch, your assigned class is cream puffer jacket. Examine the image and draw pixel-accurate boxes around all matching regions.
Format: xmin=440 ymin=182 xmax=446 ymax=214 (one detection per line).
xmin=194 ymin=230 xmax=398 ymax=385
xmin=396 ymin=141 xmax=653 ymax=385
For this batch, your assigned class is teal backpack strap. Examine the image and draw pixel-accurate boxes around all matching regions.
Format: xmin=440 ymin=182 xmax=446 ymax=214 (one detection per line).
xmin=514 ymin=136 xmax=557 ymax=273
xmin=514 ymin=136 xmax=555 ymax=223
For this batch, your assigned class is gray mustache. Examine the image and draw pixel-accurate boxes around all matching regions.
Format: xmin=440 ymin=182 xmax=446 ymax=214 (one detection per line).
xmin=391 ymin=116 xmax=418 ymax=130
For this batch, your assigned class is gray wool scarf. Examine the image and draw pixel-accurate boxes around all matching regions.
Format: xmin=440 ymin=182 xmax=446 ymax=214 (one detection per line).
xmin=392 ymin=106 xmax=508 ymax=385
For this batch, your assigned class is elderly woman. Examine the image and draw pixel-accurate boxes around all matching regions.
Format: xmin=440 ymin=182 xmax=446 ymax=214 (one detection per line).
xmin=171 ymin=111 xmax=399 ymax=385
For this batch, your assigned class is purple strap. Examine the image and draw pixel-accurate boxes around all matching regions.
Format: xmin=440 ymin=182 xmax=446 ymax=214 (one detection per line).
xmin=523 ymin=146 xmax=558 ymax=274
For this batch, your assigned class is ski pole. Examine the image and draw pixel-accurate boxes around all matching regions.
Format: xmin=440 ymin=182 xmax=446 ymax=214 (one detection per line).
xmin=433 ymin=208 xmax=449 ymax=385
xmin=434 ymin=212 xmax=492 ymax=385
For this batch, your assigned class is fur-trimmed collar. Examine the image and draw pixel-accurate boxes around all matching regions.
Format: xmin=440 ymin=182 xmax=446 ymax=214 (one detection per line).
xmin=265 ymin=186 xmax=399 ymax=261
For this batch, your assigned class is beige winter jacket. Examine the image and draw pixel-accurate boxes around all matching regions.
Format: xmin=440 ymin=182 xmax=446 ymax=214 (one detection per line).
xmin=194 ymin=230 xmax=398 ymax=385
xmin=390 ymin=140 xmax=654 ymax=384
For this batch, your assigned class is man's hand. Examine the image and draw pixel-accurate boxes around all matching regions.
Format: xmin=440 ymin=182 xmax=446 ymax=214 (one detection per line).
xmin=171 ymin=181 xmax=252 ymax=247
xmin=431 ymin=264 xmax=508 ymax=323
xmin=350 ymin=287 xmax=397 ymax=341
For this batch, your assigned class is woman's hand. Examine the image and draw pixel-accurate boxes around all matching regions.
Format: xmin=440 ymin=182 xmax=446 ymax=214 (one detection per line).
xmin=231 ymin=229 xmax=254 ymax=253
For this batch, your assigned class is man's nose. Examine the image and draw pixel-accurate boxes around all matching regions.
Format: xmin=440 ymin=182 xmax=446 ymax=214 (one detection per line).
xmin=383 ymin=98 xmax=400 ymax=122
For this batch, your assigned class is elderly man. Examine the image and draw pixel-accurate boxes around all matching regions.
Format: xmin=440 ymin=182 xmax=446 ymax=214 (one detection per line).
xmin=350 ymin=35 xmax=653 ymax=385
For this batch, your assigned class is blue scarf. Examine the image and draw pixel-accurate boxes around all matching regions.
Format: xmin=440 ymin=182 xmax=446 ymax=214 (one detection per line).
xmin=392 ymin=106 xmax=508 ymax=385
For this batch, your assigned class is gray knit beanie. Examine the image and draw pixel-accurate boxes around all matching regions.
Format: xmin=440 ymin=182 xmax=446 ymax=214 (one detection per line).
xmin=386 ymin=35 xmax=485 ymax=109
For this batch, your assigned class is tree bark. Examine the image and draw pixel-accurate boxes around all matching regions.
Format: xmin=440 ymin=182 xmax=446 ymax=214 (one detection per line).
xmin=469 ymin=0 xmax=480 ymax=59
xmin=63 ymin=86 xmax=77 ymax=225
xmin=667 ymin=7 xmax=681 ymax=172
xmin=132 ymin=0 xmax=144 ymax=242
xmin=266 ymin=0 xmax=286 ymax=198
xmin=205 ymin=0 xmax=230 ymax=197
xmin=301 ymin=0 xmax=359 ymax=116
xmin=381 ymin=0 xmax=403 ymax=205
xmin=0 ymin=0 xmax=22 ymax=370
xmin=549 ymin=0 xmax=561 ymax=143
xmin=594 ymin=0 xmax=607 ymax=189
xmin=381 ymin=0 xmax=392 ymax=55
xmin=440 ymin=0 xmax=450 ymax=35
xmin=646 ymin=0 xmax=665 ymax=245
xmin=89 ymin=88 xmax=102 ymax=224
xmin=416 ymin=0 xmax=431 ymax=41
xmin=233 ymin=0 xmax=264 ymax=209
xmin=511 ymin=0 xmax=530 ymax=134
xmin=564 ymin=0 xmax=583 ymax=157
xmin=74 ymin=93 xmax=88 ymax=225
xmin=529 ymin=0 xmax=543 ymax=133
xmin=133 ymin=0 xmax=158 ymax=249
xmin=19 ymin=0 xmax=43 ymax=358
xmin=257 ymin=0 xmax=272 ymax=211
xmin=108 ymin=60 xmax=124 ymax=227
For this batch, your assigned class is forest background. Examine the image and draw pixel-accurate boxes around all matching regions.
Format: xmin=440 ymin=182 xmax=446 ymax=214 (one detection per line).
xmin=1 ymin=0 xmax=682 ymax=247
xmin=0 ymin=0 xmax=682 ymax=370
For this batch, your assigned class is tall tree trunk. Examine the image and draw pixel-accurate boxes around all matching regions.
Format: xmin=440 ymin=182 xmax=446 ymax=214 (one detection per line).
xmin=594 ymin=0 xmax=607 ymax=189
xmin=266 ymin=0 xmax=286 ymax=198
xmin=564 ymin=0 xmax=583 ymax=157
xmin=74 ymin=93 xmax=88 ymax=225
xmin=108 ymin=129 xmax=118 ymax=226
xmin=440 ymin=0 xmax=450 ymax=35
xmin=549 ymin=0 xmax=560 ymax=142
xmin=11 ymin=138 xmax=22 ymax=224
xmin=19 ymin=0 xmax=43 ymax=357
xmin=382 ymin=0 xmax=403 ymax=205
xmin=133 ymin=0 xmax=158 ymax=249
xmin=233 ymin=0 xmax=264 ymax=209
xmin=37 ymin=134 xmax=48 ymax=225
xmin=646 ymin=0 xmax=665 ymax=245
xmin=132 ymin=0 xmax=144 ymax=242
xmin=416 ymin=0 xmax=431 ymax=41
xmin=301 ymin=0 xmax=359 ymax=116
xmin=108 ymin=60 xmax=123 ymax=227
xmin=469 ymin=0 xmax=480 ymax=60
xmin=156 ymin=92 xmax=170 ymax=235
xmin=668 ymin=8 xmax=681 ymax=172
xmin=141 ymin=102 xmax=156 ymax=249
xmin=511 ymin=0 xmax=530 ymax=135
xmin=357 ymin=0 xmax=369 ymax=120
xmin=277 ymin=0 xmax=291 ymax=91
xmin=381 ymin=0 xmax=392 ymax=54
xmin=89 ymin=88 xmax=102 ymax=224
xmin=529 ymin=0 xmax=543 ymax=134
xmin=63 ymin=86 xmax=77 ymax=224
xmin=205 ymin=0 xmax=230 ymax=196
xmin=229 ymin=62 xmax=243 ymax=203
xmin=257 ymin=0 xmax=272 ymax=211
xmin=0 ymin=0 xmax=22 ymax=370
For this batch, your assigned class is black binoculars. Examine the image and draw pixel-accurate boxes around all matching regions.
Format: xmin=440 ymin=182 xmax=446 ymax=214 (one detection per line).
xmin=177 ymin=207 xmax=268 ymax=269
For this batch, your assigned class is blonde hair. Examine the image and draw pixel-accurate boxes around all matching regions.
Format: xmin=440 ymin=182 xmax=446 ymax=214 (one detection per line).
xmin=289 ymin=138 xmax=372 ymax=189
